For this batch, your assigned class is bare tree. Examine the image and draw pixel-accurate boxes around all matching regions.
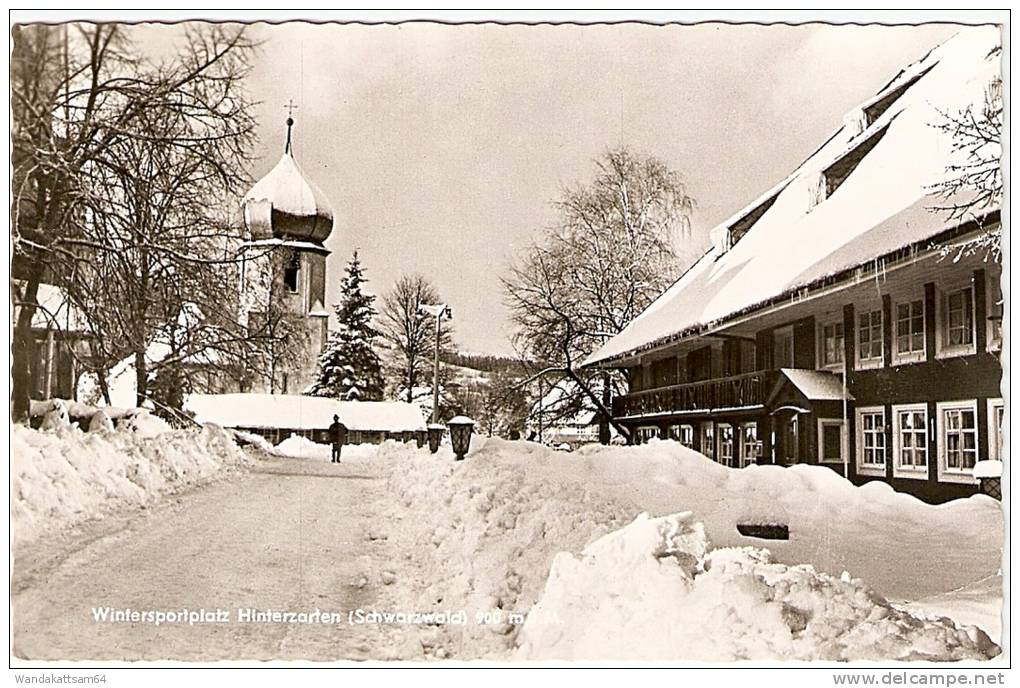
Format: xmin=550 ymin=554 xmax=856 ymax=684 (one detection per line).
xmin=378 ymin=274 xmax=455 ymax=405
xmin=929 ymin=46 xmax=1002 ymax=262
xmin=11 ymin=22 xmax=258 ymax=415
xmin=503 ymin=147 xmax=695 ymax=441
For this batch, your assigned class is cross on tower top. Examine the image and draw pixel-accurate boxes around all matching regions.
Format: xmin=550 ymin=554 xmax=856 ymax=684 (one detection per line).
xmin=283 ymin=99 xmax=298 ymax=154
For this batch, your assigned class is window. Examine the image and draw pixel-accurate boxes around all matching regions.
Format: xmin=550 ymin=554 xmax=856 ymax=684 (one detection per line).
xmin=893 ymin=299 xmax=925 ymax=363
xmin=774 ymin=326 xmax=794 ymax=368
xmin=817 ymin=419 xmax=846 ymax=464
xmin=669 ymin=424 xmax=694 ymax=448
xmin=857 ymin=309 xmax=883 ymax=368
xmin=637 ymin=426 xmax=658 ymax=444
xmin=856 ymin=407 xmax=886 ymax=476
xmin=741 ymin=423 xmax=762 ymax=467
xmin=820 ymin=124 xmax=891 ymax=199
xmin=937 ymin=285 xmax=975 ymax=357
xmin=718 ymin=424 xmax=734 ymax=467
xmin=937 ymin=401 xmax=979 ymax=483
xmin=892 ymin=404 xmax=928 ymax=479
xmin=701 ymin=422 xmax=715 ymax=459
xmin=820 ymin=321 xmax=844 ymax=368
xmin=987 ymin=273 xmax=1003 ymax=352
xmin=283 ymin=256 xmax=300 ymax=294
xmin=946 ymin=288 xmax=973 ymax=346
xmin=783 ymin=416 xmax=799 ymax=465
xmin=988 ymin=399 xmax=1004 ymax=461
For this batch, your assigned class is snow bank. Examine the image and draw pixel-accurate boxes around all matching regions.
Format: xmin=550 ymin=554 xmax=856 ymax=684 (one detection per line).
xmin=381 ymin=438 xmax=1002 ymax=659
xmin=384 ymin=441 xmax=641 ymax=658
xmin=11 ymin=422 xmax=252 ymax=544
xmin=271 ymin=435 xmax=400 ymax=463
xmin=516 ymin=512 xmax=998 ymax=662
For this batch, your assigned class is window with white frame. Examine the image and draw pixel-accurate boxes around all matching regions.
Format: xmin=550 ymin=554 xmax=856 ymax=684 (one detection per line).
xmin=701 ymin=423 xmax=715 ymax=458
xmin=937 ymin=285 xmax=975 ymax=357
xmin=988 ymin=399 xmax=1004 ymax=461
xmin=741 ymin=423 xmax=762 ymax=467
xmin=892 ymin=404 xmax=928 ymax=478
xmin=936 ymin=401 xmax=979 ymax=482
xmin=987 ymin=274 xmax=1003 ymax=352
xmin=857 ymin=308 xmax=883 ymax=367
xmin=856 ymin=407 xmax=886 ymax=476
xmin=670 ymin=424 xmax=694 ymax=448
xmin=819 ymin=321 xmax=844 ymax=368
xmin=718 ymin=424 xmax=734 ymax=467
xmin=893 ymin=298 xmax=925 ymax=363
xmin=637 ymin=426 xmax=658 ymax=444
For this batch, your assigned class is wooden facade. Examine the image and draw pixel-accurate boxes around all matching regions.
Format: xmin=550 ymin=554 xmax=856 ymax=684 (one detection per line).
xmin=609 ymin=239 xmax=1003 ymax=504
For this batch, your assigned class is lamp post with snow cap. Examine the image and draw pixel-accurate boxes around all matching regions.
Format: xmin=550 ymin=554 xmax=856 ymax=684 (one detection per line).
xmin=447 ymin=416 xmax=475 ymax=461
xmin=426 ymin=423 xmax=445 ymax=454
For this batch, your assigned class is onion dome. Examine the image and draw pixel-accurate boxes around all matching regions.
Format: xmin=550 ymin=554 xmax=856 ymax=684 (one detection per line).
xmin=242 ymin=116 xmax=334 ymax=246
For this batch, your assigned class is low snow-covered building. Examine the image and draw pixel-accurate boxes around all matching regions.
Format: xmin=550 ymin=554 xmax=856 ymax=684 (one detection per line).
xmin=584 ymin=28 xmax=1003 ymax=503
xmin=11 ymin=280 xmax=92 ymax=401
xmin=185 ymin=393 xmax=428 ymax=446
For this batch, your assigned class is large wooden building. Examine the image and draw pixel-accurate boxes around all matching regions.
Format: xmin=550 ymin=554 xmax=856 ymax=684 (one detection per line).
xmin=584 ymin=28 xmax=1003 ymax=503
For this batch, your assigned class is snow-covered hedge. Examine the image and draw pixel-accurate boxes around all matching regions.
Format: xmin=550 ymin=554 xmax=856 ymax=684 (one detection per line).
xmin=12 ymin=421 xmax=252 ymax=544
xmin=381 ymin=438 xmax=1003 ymax=660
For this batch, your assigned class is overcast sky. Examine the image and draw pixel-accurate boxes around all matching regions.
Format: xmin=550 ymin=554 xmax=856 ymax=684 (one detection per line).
xmin=144 ymin=21 xmax=960 ymax=355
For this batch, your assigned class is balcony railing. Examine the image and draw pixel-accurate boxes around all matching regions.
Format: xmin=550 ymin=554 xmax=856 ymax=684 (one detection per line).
xmin=613 ymin=370 xmax=774 ymax=419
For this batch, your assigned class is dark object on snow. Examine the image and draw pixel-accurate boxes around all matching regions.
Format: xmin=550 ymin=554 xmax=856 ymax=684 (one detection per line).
xmin=736 ymin=523 xmax=790 ymax=540
xmin=427 ymin=424 xmax=444 ymax=454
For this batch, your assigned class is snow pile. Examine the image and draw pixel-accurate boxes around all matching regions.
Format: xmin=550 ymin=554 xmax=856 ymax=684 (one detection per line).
xmin=381 ymin=438 xmax=1003 ymax=659
xmin=273 ymin=435 xmax=331 ymax=459
xmin=973 ymin=460 xmax=1003 ymax=479
xmin=232 ymin=430 xmax=275 ymax=453
xmin=516 ymin=512 xmax=998 ymax=662
xmin=29 ymin=399 xmax=172 ymax=438
xmin=384 ymin=441 xmax=638 ymax=659
xmin=11 ymin=422 xmax=252 ymax=544
xmin=272 ymin=435 xmax=402 ymax=462
xmin=115 ymin=409 xmax=173 ymax=438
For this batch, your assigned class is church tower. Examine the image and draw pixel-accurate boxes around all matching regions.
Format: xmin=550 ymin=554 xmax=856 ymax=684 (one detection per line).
xmin=239 ymin=114 xmax=334 ymax=394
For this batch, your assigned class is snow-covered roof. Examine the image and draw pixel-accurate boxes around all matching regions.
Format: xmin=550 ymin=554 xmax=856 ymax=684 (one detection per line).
xmin=973 ymin=460 xmax=1003 ymax=479
xmin=777 ymin=369 xmax=854 ymax=402
xmin=586 ymin=27 xmax=1001 ymax=367
xmin=22 ymin=282 xmax=89 ymax=333
xmin=185 ymin=394 xmax=428 ymax=432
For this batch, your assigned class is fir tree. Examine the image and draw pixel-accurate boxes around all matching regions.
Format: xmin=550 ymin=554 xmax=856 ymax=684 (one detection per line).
xmin=308 ymin=251 xmax=385 ymax=400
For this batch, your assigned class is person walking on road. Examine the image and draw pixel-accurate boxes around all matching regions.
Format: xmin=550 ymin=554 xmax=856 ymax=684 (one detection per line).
xmin=328 ymin=414 xmax=348 ymax=463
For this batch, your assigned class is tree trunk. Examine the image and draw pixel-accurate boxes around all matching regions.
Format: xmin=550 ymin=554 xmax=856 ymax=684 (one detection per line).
xmin=134 ymin=349 xmax=147 ymax=408
xmin=599 ymin=372 xmax=611 ymax=445
xmin=565 ymin=368 xmax=631 ymax=442
xmin=12 ymin=268 xmax=43 ymax=421
xmin=98 ymin=369 xmax=112 ymax=406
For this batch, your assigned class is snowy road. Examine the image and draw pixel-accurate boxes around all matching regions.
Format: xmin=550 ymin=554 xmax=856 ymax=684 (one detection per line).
xmin=12 ymin=454 xmax=411 ymax=661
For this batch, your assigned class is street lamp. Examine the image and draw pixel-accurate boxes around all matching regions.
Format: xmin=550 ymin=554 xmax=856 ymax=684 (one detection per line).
xmin=418 ymin=303 xmax=452 ymax=425
xmin=447 ymin=415 xmax=475 ymax=461
xmin=426 ymin=423 xmax=445 ymax=454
